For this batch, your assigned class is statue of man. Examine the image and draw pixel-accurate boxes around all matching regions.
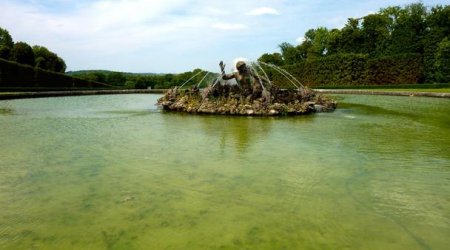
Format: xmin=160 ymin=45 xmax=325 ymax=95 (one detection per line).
xmin=219 ymin=60 xmax=271 ymax=104
xmin=220 ymin=60 xmax=269 ymax=93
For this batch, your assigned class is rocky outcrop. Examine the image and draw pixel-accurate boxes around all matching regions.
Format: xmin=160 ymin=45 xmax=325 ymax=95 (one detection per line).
xmin=157 ymin=84 xmax=337 ymax=116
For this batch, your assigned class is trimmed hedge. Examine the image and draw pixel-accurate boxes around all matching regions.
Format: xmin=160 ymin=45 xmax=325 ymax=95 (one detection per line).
xmin=367 ymin=54 xmax=423 ymax=84
xmin=0 ymin=58 xmax=111 ymax=90
xmin=269 ymin=53 xmax=425 ymax=88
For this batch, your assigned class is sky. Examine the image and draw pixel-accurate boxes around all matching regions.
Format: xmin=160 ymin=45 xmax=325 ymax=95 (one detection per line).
xmin=0 ymin=0 xmax=448 ymax=73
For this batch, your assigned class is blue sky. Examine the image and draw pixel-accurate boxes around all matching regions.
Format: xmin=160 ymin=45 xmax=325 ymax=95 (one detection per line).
xmin=0 ymin=0 xmax=447 ymax=73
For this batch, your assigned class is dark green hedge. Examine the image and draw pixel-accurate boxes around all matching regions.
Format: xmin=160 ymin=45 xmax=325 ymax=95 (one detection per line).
xmin=0 ymin=58 xmax=111 ymax=90
xmin=269 ymin=53 xmax=424 ymax=88
xmin=367 ymin=54 xmax=424 ymax=84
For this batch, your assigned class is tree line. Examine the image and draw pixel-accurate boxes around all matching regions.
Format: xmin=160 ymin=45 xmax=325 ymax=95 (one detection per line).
xmin=2 ymin=2 xmax=448 ymax=89
xmin=258 ymin=2 xmax=450 ymax=85
xmin=1 ymin=24 xmax=217 ymax=90
xmin=68 ymin=69 xmax=217 ymax=89
xmin=0 ymin=27 xmax=66 ymax=73
xmin=0 ymin=27 xmax=106 ymax=90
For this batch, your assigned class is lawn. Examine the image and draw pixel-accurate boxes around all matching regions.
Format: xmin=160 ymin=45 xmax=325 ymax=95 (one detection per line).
xmin=359 ymin=88 xmax=450 ymax=93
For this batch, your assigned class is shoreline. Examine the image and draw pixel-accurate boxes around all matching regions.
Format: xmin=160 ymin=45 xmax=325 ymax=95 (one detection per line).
xmin=314 ymin=89 xmax=450 ymax=98
xmin=0 ymin=89 xmax=165 ymax=100
xmin=0 ymin=88 xmax=449 ymax=100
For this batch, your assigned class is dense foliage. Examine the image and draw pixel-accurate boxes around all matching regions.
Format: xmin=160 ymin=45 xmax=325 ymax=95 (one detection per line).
xmin=0 ymin=27 xmax=66 ymax=73
xmin=33 ymin=46 xmax=66 ymax=73
xmin=0 ymin=27 xmax=14 ymax=59
xmin=259 ymin=3 xmax=450 ymax=85
xmin=2 ymin=2 xmax=448 ymax=90
xmin=0 ymin=58 xmax=108 ymax=90
xmin=9 ymin=42 xmax=35 ymax=66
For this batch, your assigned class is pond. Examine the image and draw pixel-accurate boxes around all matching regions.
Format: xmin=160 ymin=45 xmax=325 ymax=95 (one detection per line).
xmin=0 ymin=94 xmax=449 ymax=249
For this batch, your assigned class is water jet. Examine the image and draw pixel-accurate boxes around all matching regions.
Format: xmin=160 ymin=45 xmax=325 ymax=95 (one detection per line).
xmin=157 ymin=60 xmax=337 ymax=116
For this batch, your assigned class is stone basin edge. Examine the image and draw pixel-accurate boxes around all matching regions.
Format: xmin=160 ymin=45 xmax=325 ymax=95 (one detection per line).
xmin=1 ymin=89 xmax=449 ymax=100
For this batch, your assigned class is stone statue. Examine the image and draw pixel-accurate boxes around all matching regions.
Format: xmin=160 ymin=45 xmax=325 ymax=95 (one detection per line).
xmin=220 ymin=60 xmax=268 ymax=94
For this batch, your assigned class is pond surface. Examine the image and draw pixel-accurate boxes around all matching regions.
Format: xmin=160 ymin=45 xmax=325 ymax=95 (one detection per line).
xmin=0 ymin=94 xmax=449 ymax=249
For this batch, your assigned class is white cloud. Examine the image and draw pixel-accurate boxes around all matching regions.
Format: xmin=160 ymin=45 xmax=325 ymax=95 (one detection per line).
xmin=246 ymin=7 xmax=280 ymax=16
xmin=1 ymin=0 xmax=209 ymax=51
xmin=211 ymin=23 xmax=247 ymax=30
xmin=2 ymin=0 xmax=440 ymax=72
xmin=296 ymin=36 xmax=305 ymax=44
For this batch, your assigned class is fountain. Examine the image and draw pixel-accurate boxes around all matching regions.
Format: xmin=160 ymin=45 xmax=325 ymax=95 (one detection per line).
xmin=157 ymin=60 xmax=337 ymax=116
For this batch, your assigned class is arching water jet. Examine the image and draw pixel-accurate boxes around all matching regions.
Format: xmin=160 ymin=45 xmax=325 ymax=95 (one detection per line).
xmin=157 ymin=60 xmax=337 ymax=116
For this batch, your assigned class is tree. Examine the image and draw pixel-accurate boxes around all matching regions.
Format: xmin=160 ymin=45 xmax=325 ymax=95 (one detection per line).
xmin=423 ymin=5 xmax=450 ymax=81
xmin=296 ymin=40 xmax=312 ymax=60
xmin=33 ymin=46 xmax=56 ymax=70
xmin=133 ymin=77 xmax=148 ymax=89
xmin=426 ymin=5 xmax=450 ymax=38
xmin=107 ymin=72 xmax=126 ymax=86
xmin=379 ymin=6 xmax=402 ymax=34
xmin=0 ymin=45 xmax=10 ymax=59
xmin=326 ymin=29 xmax=341 ymax=55
xmin=383 ymin=3 xmax=428 ymax=55
xmin=0 ymin=27 xmax=13 ymax=48
xmin=304 ymin=27 xmax=332 ymax=58
xmin=54 ymin=57 xmax=66 ymax=73
xmin=337 ymin=18 xmax=365 ymax=54
xmin=361 ymin=14 xmax=391 ymax=55
xmin=33 ymin=46 xmax=67 ymax=73
xmin=279 ymin=42 xmax=303 ymax=64
xmin=258 ymin=53 xmax=284 ymax=66
xmin=434 ymin=37 xmax=450 ymax=82
xmin=10 ymin=42 xmax=35 ymax=66
xmin=0 ymin=27 xmax=14 ymax=60
xmin=92 ymin=72 xmax=106 ymax=82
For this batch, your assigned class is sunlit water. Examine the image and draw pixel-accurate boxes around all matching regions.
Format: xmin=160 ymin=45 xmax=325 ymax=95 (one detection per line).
xmin=0 ymin=94 xmax=449 ymax=249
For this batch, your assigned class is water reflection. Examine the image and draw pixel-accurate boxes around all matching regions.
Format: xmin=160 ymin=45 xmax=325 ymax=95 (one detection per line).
xmin=1 ymin=94 xmax=449 ymax=249
xmin=160 ymin=113 xmax=275 ymax=153
xmin=0 ymin=107 xmax=14 ymax=115
xmin=97 ymin=110 xmax=154 ymax=118
xmin=203 ymin=116 xmax=273 ymax=153
xmin=0 ymin=101 xmax=14 ymax=115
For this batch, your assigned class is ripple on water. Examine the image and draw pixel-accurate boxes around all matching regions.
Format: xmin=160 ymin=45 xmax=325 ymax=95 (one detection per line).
xmin=0 ymin=94 xmax=449 ymax=249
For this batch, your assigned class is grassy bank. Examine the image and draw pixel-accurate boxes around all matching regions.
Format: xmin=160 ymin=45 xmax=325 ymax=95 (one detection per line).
xmin=314 ymin=83 xmax=450 ymax=90
xmin=371 ymin=88 xmax=450 ymax=93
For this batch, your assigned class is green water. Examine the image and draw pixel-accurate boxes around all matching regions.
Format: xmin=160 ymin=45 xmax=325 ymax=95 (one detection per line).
xmin=0 ymin=94 xmax=449 ymax=249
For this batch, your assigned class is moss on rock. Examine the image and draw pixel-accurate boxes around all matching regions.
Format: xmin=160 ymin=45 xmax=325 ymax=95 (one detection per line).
xmin=157 ymin=84 xmax=336 ymax=116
